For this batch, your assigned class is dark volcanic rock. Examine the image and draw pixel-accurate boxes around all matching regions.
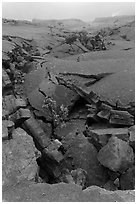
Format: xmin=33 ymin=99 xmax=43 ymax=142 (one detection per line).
xmin=37 ymin=119 xmax=52 ymax=139
xmin=24 ymin=117 xmax=50 ymax=151
xmin=42 ymin=139 xmax=64 ymax=163
xmin=2 ymin=120 xmax=14 ymax=140
xmin=97 ymin=103 xmax=112 ymax=120
xmin=119 ymin=166 xmax=135 ymax=190
xmin=97 ymin=136 xmax=134 ymax=172
xmin=2 ymin=128 xmax=39 ymax=186
xmin=61 ymin=132 xmax=108 ymax=187
xmin=85 ymin=127 xmax=129 ymax=150
xmin=9 ymin=108 xmax=31 ymax=123
xmin=109 ymin=110 xmax=134 ymax=126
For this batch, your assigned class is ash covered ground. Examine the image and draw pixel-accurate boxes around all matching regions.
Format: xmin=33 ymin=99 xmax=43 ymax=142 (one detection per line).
xmin=2 ymin=15 xmax=135 ymax=202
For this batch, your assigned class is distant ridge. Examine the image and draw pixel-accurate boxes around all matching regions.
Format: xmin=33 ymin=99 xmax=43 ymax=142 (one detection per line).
xmin=92 ymin=15 xmax=135 ymax=24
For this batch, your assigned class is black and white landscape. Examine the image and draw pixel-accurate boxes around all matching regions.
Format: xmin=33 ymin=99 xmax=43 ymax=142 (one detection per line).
xmin=2 ymin=2 xmax=135 ymax=202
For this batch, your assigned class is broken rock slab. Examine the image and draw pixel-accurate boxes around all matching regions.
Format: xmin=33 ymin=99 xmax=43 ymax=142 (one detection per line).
xmin=109 ymin=110 xmax=134 ymax=126
xmin=97 ymin=103 xmax=112 ymax=121
xmin=42 ymin=139 xmax=64 ymax=163
xmin=2 ymin=128 xmax=39 ymax=186
xmin=97 ymin=136 xmax=134 ymax=173
xmin=85 ymin=127 xmax=129 ymax=150
xmin=9 ymin=108 xmax=31 ymax=123
xmin=24 ymin=117 xmax=51 ymax=151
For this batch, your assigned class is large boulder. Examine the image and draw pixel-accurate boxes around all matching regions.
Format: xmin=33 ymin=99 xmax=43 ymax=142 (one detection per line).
xmin=61 ymin=132 xmax=108 ymax=187
xmin=97 ymin=136 xmax=134 ymax=172
xmin=2 ymin=128 xmax=39 ymax=186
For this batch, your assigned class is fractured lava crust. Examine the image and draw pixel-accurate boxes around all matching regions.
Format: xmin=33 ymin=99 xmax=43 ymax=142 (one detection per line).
xmin=2 ymin=16 xmax=135 ymax=202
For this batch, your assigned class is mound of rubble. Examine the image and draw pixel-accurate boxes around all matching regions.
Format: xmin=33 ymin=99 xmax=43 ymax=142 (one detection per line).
xmin=2 ymin=21 xmax=135 ymax=202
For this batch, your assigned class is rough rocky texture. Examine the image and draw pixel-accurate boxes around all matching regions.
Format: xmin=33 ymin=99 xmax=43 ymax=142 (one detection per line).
xmin=85 ymin=127 xmax=129 ymax=150
xmin=119 ymin=167 xmax=135 ymax=190
xmin=61 ymin=132 xmax=109 ymax=187
xmin=2 ymin=120 xmax=15 ymax=140
xmin=109 ymin=110 xmax=134 ymax=126
xmin=3 ymin=181 xmax=135 ymax=202
xmin=97 ymin=136 xmax=134 ymax=172
xmin=128 ymin=125 xmax=135 ymax=151
xmin=2 ymin=128 xmax=39 ymax=186
xmin=2 ymin=17 xmax=135 ymax=201
xmin=24 ymin=117 xmax=51 ymax=151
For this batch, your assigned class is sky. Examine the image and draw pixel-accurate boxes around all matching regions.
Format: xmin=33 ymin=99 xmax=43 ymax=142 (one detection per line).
xmin=2 ymin=2 xmax=135 ymax=22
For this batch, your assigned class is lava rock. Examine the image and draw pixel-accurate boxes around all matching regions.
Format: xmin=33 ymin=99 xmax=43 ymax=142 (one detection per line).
xmin=2 ymin=69 xmax=12 ymax=90
xmin=103 ymin=180 xmax=118 ymax=191
xmin=2 ymin=120 xmax=15 ymax=140
xmin=42 ymin=139 xmax=64 ymax=163
xmin=128 ymin=125 xmax=135 ymax=151
xmin=2 ymin=95 xmax=16 ymax=115
xmin=97 ymin=136 xmax=134 ymax=172
xmin=9 ymin=108 xmax=31 ymax=123
xmin=24 ymin=117 xmax=50 ymax=151
xmin=15 ymin=97 xmax=27 ymax=108
xmin=2 ymin=181 xmax=135 ymax=202
xmin=85 ymin=127 xmax=129 ymax=150
xmin=37 ymin=119 xmax=52 ymax=139
xmin=71 ymin=168 xmax=87 ymax=189
xmin=119 ymin=166 xmax=135 ymax=190
xmin=109 ymin=110 xmax=134 ymax=126
xmin=61 ymin=132 xmax=109 ymax=187
xmin=2 ymin=128 xmax=39 ymax=186
xmin=97 ymin=103 xmax=112 ymax=120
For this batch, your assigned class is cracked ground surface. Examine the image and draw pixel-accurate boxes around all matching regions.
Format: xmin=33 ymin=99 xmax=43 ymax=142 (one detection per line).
xmin=2 ymin=16 xmax=135 ymax=202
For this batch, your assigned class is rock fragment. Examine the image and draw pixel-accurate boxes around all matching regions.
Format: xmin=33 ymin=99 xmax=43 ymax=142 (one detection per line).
xmin=85 ymin=127 xmax=129 ymax=150
xmin=97 ymin=103 xmax=112 ymax=120
xmin=71 ymin=168 xmax=87 ymax=189
xmin=2 ymin=69 xmax=12 ymax=90
xmin=42 ymin=139 xmax=64 ymax=163
xmin=2 ymin=120 xmax=14 ymax=140
xmin=128 ymin=125 xmax=135 ymax=151
xmin=97 ymin=136 xmax=134 ymax=172
xmin=9 ymin=108 xmax=31 ymax=123
xmin=24 ymin=117 xmax=50 ymax=151
xmin=109 ymin=110 xmax=134 ymax=126
xmin=119 ymin=166 xmax=135 ymax=190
